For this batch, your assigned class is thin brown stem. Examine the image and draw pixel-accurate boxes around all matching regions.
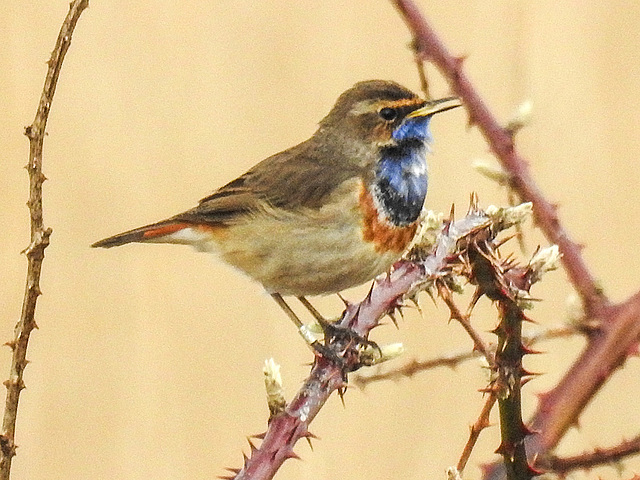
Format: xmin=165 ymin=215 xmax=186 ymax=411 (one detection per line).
xmin=437 ymin=282 xmax=495 ymax=368
xmin=539 ymin=433 xmax=640 ymax=475
xmin=457 ymin=390 xmax=498 ymax=474
xmin=0 ymin=1 xmax=89 ymax=477
xmin=352 ymin=324 xmax=578 ymax=389
xmin=352 ymin=351 xmax=478 ymax=389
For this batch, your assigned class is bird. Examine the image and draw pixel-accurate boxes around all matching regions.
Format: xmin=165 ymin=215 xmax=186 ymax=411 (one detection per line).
xmin=92 ymin=80 xmax=460 ymax=330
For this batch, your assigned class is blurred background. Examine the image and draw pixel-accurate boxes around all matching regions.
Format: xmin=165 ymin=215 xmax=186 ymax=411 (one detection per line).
xmin=2 ymin=2 xmax=640 ymax=479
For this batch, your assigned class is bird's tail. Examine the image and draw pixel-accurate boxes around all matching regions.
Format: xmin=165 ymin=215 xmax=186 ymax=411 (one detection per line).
xmin=91 ymin=221 xmax=191 ymax=248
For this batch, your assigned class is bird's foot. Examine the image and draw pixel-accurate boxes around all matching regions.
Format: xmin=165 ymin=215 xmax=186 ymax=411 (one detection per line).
xmin=314 ymin=317 xmax=382 ymax=371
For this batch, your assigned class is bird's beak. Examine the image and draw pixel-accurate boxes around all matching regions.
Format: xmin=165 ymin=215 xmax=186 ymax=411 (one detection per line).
xmin=406 ymin=96 xmax=462 ymax=118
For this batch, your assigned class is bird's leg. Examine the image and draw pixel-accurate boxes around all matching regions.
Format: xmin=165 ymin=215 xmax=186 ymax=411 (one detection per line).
xmin=271 ymin=293 xmax=303 ymax=329
xmin=298 ymin=296 xmax=382 ymax=368
xmin=296 ymin=296 xmax=327 ymax=324
xmin=270 ymin=293 xmax=334 ymax=357
xmin=271 ymin=293 xmax=350 ymax=367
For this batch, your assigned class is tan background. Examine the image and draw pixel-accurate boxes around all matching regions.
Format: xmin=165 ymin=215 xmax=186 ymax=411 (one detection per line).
xmin=2 ymin=2 xmax=640 ymax=479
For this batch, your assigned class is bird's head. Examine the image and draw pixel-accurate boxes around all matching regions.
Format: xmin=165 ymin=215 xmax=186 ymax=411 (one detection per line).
xmin=318 ymin=80 xmax=461 ymax=150
xmin=315 ymin=80 xmax=461 ymax=227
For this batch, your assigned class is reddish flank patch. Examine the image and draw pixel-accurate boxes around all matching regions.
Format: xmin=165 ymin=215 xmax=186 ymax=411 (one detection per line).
xmin=359 ymin=186 xmax=417 ymax=253
xmin=141 ymin=222 xmax=190 ymax=239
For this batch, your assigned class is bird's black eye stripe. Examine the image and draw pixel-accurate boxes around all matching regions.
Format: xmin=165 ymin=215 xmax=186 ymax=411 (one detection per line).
xmin=378 ymin=107 xmax=397 ymax=121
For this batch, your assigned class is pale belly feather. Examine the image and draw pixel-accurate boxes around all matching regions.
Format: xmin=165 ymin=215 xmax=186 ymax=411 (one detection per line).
xmin=157 ymin=178 xmax=407 ymax=296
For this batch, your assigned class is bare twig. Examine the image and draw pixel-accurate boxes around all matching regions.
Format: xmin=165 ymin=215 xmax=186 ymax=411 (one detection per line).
xmin=0 ymin=1 xmax=89 ymax=478
xmin=457 ymin=390 xmax=498 ymax=474
xmin=352 ymin=350 xmax=479 ymax=389
xmin=352 ymin=324 xmax=577 ymax=389
xmin=437 ymin=282 xmax=494 ymax=368
xmin=539 ymin=433 xmax=640 ymax=475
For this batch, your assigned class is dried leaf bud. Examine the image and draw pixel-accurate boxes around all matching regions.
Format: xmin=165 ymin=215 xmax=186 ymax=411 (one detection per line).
xmin=263 ymin=358 xmax=286 ymax=417
xmin=472 ymin=159 xmax=510 ymax=185
xmin=486 ymin=202 xmax=533 ymax=230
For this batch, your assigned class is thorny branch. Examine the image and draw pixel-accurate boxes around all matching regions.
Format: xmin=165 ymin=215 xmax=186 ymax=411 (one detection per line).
xmin=391 ymin=1 xmax=640 ymax=477
xmin=352 ymin=324 xmax=577 ymax=389
xmin=229 ymin=205 xmax=523 ymax=480
xmin=539 ymin=434 xmax=640 ymax=475
xmin=0 ymin=1 xmax=89 ymax=478
xmin=458 ymin=389 xmax=498 ymax=475
xmin=392 ymin=0 xmax=606 ymax=318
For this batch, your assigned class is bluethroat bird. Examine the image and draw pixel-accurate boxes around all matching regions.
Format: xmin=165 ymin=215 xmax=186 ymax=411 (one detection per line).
xmin=92 ymin=80 xmax=460 ymax=330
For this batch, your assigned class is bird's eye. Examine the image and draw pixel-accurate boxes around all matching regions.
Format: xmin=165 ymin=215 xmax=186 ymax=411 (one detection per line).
xmin=378 ymin=107 xmax=397 ymax=121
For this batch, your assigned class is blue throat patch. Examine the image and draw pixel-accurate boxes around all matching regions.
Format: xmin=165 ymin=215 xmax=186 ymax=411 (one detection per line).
xmin=373 ymin=116 xmax=432 ymax=226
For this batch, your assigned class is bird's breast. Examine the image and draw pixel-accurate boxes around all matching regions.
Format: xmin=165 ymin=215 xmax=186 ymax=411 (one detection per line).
xmin=370 ymin=141 xmax=428 ymax=226
xmin=358 ymin=185 xmax=418 ymax=254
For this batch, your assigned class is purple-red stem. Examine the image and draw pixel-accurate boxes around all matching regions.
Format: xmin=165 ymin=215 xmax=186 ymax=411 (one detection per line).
xmin=233 ymin=213 xmax=491 ymax=479
xmin=391 ymin=0 xmax=640 ymax=474
xmin=392 ymin=0 xmax=608 ymax=319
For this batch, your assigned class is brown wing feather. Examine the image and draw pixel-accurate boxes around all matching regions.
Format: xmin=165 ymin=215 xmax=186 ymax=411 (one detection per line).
xmin=91 ymin=219 xmax=190 ymax=248
xmin=174 ymin=138 xmax=365 ymax=225
xmin=93 ymin=136 xmax=366 ymax=247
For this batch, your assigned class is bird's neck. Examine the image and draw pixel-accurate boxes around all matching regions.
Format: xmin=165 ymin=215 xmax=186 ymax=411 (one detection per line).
xmin=372 ymin=140 xmax=428 ymax=227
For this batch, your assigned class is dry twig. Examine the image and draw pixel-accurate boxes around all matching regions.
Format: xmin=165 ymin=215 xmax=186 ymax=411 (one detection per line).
xmin=0 ymin=1 xmax=89 ymax=478
xmin=539 ymin=434 xmax=640 ymax=475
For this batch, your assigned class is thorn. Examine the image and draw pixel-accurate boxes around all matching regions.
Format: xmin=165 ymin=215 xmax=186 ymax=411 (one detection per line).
xmin=490 ymin=325 xmax=504 ymax=336
xmin=449 ymin=203 xmax=456 ymax=222
xmin=285 ymin=449 xmax=301 ymax=460
xmin=494 ymin=441 xmax=509 ymax=456
xmin=453 ymin=54 xmax=468 ymax=69
xmin=387 ymin=311 xmax=399 ymax=328
xmin=3 ymin=341 xmax=16 ymax=350
xmin=305 ymin=436 xmax=314 ymax=451
xmin=528 ymin=464 xmax=544 ymax=476
xmin=250 ymin=432 xmax=266 ymax=440
xmin=425 ymin=288 xmax=437 ymax=306
xmin=494 ymin=233 xmax=518 ymax=249
xmin=519 ymin=367 xmax=541 ymax=378
xmin=247 ymin=437 xmax=257 ymax=453
xmin=301 ymin=430 xmax=319 ymax=440
xmin=336 ymin=292 xmax=351 ymax=308
xmin=520 ymin=345 xmax=542 ymax=356
xmin=468 ymin=192 xmax=480 ymax=213
xmin=223 ymin=467 xmax=241 ymax=474
xmin=521 ymin=377 xmax=534 ymax=387
xmin=337 ymin=387 xmax=346 ymax=407
xmin=467 ymin=288 xmax=483 ymax=315
xmin=364 ymin=281 xmax=375 ymax=305
xmin=408 ymin=295 xmax=422 ymax=313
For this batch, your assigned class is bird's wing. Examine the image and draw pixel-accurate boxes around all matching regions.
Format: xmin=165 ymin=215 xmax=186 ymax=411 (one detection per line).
xmin=175 ymin=139 xmax=364 ymax=225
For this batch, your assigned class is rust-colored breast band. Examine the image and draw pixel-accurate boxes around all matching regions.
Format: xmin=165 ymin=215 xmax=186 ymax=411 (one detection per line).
xmin=359 ymin=186 xmax=417 ymax=253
